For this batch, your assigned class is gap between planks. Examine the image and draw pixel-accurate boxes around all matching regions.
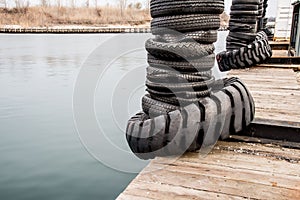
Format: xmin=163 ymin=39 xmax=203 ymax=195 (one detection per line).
xmin=118 ymin=142 xmax=300 ymax=200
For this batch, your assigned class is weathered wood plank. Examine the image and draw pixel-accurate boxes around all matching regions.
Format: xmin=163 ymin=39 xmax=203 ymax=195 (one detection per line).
xmin=256 ymin=64 xmax=300 ymax=70
xmin=118 ymin=142 xmax=300 ymax=199
xmin=118 ymin=67 xmax=300 ymax=199
xmin=118 ymin=193 xmax=153 ymax=200
xmin=228 ymin=67 xmax=300 ymax=125
xmin=123 ymin=181 xmax=245 ymax=200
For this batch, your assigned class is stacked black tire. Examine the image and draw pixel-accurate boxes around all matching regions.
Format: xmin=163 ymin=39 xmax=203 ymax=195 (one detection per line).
xmin=217 ymin=0 xmax=272 ymax=71
xmin=126 ymin=0 xmax=256 ymax=160
xmin=259 ymin=0 xmax=269 ymax=31
xmin=227 ymin=0 xmax=263 ymax=51
xmin=259 ymin=0 xmax=273 ymax=40
xmin=144 ymin=0 xmax=224 ymax=117
xmin=217 ymin=31 xmax=272 ymax=71
xmin=127 ymin=77 xmax=255 ymax=160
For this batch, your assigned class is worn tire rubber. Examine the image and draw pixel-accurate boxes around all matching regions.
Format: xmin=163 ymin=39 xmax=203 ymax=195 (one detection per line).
xmin=230 ymin=10 xmax=259 ymax=15
xmin=146 ymin=39 xmax=215 ymax=60
xmin=126 ymin=78 xmax=255 ymax=159
xmin=142 ymin=94 xmax=179 ymax=117
xmin=149 ymin=93 xmax=210 ymax=106
xmin=147 ymin=64 xmax=213 ymax=77
xmin=228 ymin=22 xmax=256 ymax=33
xmin=146 ymin=77 xmax=215 ymax=92
xmin=150 ymin=0 xmax=224 ymax=17
xmin=226 ymin=35 xmax=254 ymax=45
xmin=232 ymin=0 xmax=261 ymax=4
xmin=227 ymin=42 xmax=249 ymax=48
xmin=217 ymin=32 xmax=272 ymax=72
xmin=147 ymin=88 xmax=212 ymax=100
xmin=151 ymin=14 xmax=221 ymax=34
xmin=230 ymin=16 xmax=257 ymax=24
xmin=228 ymin=32 xmax=257 ymax=42
xmin=147 ymin=68 xmax=212 ymax=83
xmin=155 ymin=30 xmax=218 ymax=44
xmin=231 ymin=4 xmax=258 ymax=10
xmin=147 ymin=54 xmax=215 ymax=72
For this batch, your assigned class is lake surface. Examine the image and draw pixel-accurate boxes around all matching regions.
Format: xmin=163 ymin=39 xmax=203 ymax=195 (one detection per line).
xmin=0 ymin=32 xmax=228 ymax=200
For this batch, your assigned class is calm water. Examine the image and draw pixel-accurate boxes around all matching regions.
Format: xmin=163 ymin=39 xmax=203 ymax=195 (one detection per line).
xmin=0 ymin=32 xmax=228 ymax=200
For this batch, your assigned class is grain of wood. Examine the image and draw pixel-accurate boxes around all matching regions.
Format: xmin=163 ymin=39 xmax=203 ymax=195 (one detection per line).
xmin=118 ymin=142 xmax=300 ymax=200
xmin=117 ymin=67 xmax=300 ymax=200
xmin=229 ymin=67 xmax=300 ymax=124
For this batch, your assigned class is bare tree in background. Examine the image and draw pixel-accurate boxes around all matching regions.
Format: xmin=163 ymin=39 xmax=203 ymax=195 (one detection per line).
xmin=119 ymin=0 xmax=127 ymax=16
xmin=40 ymin=0 xmax=48 ymax=7
xmin=86 ymin=0 xmax=89 ymax=7
xmin=56 ymin=0 xmax=61 ymax=8
xmin=94 ymin=0 xmax=98 ymax=8
xmin=146 ymin=0 xmax=150 ymax=11
xmin=71 ymin=0 xmax=75 ymax=8
xmin=0 ymin=0 xmax=7 ymax=8
xmin=14 ymin=0 xmax=30 ymax=9
xmin=14 ymin=0 xmax=21 ymax=8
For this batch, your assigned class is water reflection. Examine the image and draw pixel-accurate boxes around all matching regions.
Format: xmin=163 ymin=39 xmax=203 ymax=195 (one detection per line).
xmin=0 ymin=32 xmax=228 ymax=200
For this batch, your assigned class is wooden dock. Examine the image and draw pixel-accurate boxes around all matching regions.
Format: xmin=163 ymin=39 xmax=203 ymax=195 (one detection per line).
xmin=118 ymin=67 xmax=300 ymax=200
xmin=118 ymin=141 xmax=300 ymax=200
xmin=0 ymin=27 xmax=151 ymax=34
xmin=229 ymin=67 xmax=300 ymax=126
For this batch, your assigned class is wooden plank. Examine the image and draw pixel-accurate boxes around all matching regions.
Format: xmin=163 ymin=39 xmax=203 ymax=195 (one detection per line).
xmin=118 ymin=142 xmax=300 ymax=199
xmin=272 ymin=50 xmax=289 ymax=57
xmin=229 ymin=135 xmax=300 ymax=149
xmin=123 ymin=181 xmax=245 ymax=200
xmin=228 ymin=67 xmax=300 ymax=125
xmin=118 ymin=67 xmax=300 ymax=199
xmin=118 ymin=193 xmax=153 ymax=200
xmin=257 ymin=64 xmax=300 ymax=70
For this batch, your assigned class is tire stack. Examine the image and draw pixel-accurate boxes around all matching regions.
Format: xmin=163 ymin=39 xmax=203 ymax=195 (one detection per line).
xmin=144 ymin=0 xmax=224 ymax=118
xmin=126 ymin=0 xmax=256 ymax=160
xmin=217 ymin=31 xmax=272 ymax=71
xmin=217 ymin=0 xmax=272 ymax=71
xmin=260 ymin=0 xmax=273 ymax=40
xmin=227 ymin=0 xmax=263 ymax=51
xmin=127 ymin=77 xmax=255 ymax=160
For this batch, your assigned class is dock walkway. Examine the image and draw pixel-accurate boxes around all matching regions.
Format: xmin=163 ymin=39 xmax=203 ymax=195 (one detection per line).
xmin=118 ymin=67 xmax=300 ymax=199
xmin=118 ymin=141 xmax=300 ymax=200
xmin=230 ymin=67 xmax=300 ymax=125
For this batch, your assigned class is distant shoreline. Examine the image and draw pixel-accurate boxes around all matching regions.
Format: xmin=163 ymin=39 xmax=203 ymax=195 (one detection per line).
xmin=0 ymin=24 xmax=228 ymax=34
xmin=0 ymin=24 xmax=151 ymax=34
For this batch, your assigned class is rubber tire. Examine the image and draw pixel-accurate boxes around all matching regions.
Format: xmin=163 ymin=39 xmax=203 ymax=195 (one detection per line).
xmin=155 ymin=30 xmax=218 ymax=44
xmin=145 ymin=38 xmax=215 ymax=60
xmin=217 ymin=33 xmax=272 ymax=72
xmin=232 ymin=0 xmax=261 ymax=4
xmin=227 ymin=35 xmax=255 ymax=44
xmin=148 ymin=54 xmax=215 ymax=72
xmin=151 ymin=14 xmax=221 ymax=34
xmin=230 ymin=10 xmax=259 ymax=15
xmin=230 ymin=17 xmax=257 ymax=24
xmin=228 ymin=23 xmax=256 ymax=33
xmin=230 ymin=4 xmax=258 ymax=10
xmin=150 ymin=0 xmax=224 ymax=17
xmin=142 ymin=94 xmax=179 ymax=117
xmin=147 ymin=67 xmax=212 ymax=83
xmin=228 ymin=32 xmax=257 ymax=42
xmin=126 ymin=78 xmax=255 ymax=159
xmin=146 ymin=77 xmax=215 ymax=92
xmin=147 ymin=88 xmax=211 ymax=99
xmin=149 ymin=93 xmax=210 ymax=106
